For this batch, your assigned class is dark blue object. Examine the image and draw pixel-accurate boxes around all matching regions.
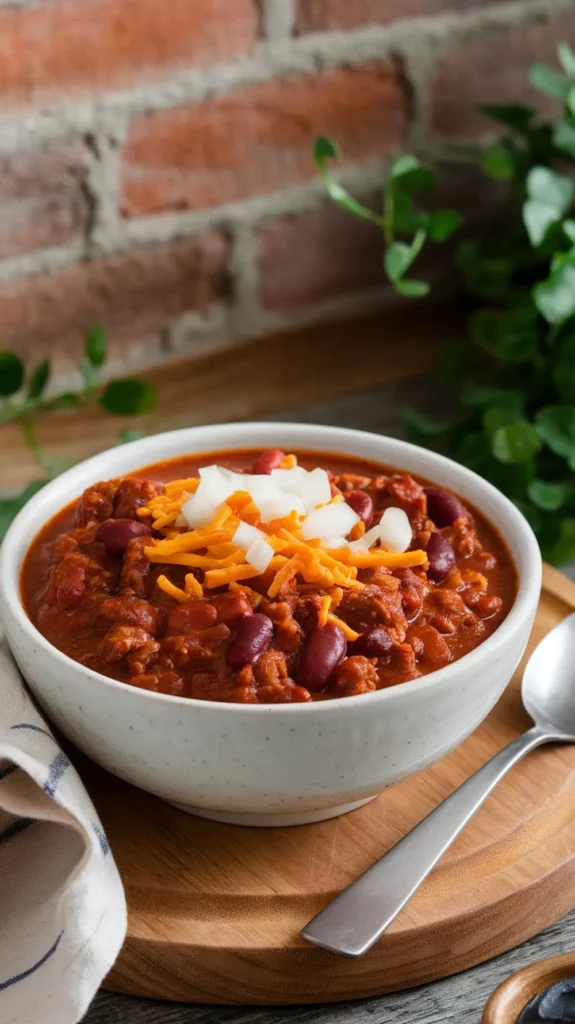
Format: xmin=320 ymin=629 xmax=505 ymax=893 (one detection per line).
xmin=517 ymin=978 xmax=575 ymax=1022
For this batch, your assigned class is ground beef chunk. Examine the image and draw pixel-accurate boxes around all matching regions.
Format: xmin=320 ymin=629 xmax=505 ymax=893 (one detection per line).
xmin=424 ymin=588 xmax=479 ymax=635
xmin=210 ymin=590 xmax=253 ymax=627
xmin=189 ymin=670 xmax=258 ymax=703
xmin=407 ymin=623 xmax=453 ymax=669
xmin=294 ymin=593 xmax=327 ymax=633
xmin=76 ymin=481 xmax=117 ymax=526
xmin=333 ymin=472 xmax=372 ymax=492
xmin=131 ymin=671 xmax=184 ymax=695
xmin=338 ymin=575 xmax=407 ymax=643
xmin=99 ymin=625 xmax=155 ymax=663
xmin=372 ymin=473 xmax=427 ymax=520
xmin=377 ymin=642 xmax=420 ymax=686
xmin=161 ymin=624 xmax=231 ymax=668
xmin=127 ymin=638 xmax=161 ymax=675
xmin=99 ymin=596 xmax=162 ymax=635
xmin=114 ymin=478 xmax=161 ymax=520
xmin=119 ymin=536 xmax=151 ymax=597
xmin=394 ymin=567 xmax=428 ymax=621
xmin=253 ymin=650 xmax=295 ymax=702
xmin=166 ymin=600 xmax=218 ymax=633
xmin=260 ymin=600 xmax=302 ymax=653
xmin=43 ymin=552 xmax=111 ymax=611
xmin=448 ymin=517 xmax=480 ymax=558
xmin=331 ymin=655 xmax=378 ymax=696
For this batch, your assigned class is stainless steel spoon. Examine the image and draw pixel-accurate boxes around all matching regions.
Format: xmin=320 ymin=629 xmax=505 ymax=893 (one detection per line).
xmin=302 ymin=612 xmax=575 ymax=958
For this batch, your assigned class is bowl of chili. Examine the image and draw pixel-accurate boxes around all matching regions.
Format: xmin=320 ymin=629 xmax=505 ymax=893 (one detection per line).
xmin=0 ymin=423 xmax=540 ymax=826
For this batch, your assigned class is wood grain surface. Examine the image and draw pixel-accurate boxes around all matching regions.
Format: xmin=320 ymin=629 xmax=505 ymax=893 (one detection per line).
xmin=0 ymin=302 xmax=456 ymax=491
xmin=482 ymin=951 xmax=575 ymax=1023
xmin=72 ymin=565 xmax=575 ymax=1006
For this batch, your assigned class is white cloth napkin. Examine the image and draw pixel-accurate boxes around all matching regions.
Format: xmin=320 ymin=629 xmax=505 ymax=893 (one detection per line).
xmin=0 ymin=629 xmax=127 ymax=1024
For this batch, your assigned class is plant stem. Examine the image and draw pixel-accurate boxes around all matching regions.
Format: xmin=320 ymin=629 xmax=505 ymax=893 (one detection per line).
xmin=20 ymin=416 xmax=55 ymax=474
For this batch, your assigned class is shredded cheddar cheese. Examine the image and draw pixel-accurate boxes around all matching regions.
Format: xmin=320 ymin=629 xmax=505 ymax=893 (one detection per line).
xmin=317 ymin=595 xmax=332 ymax=628
xmin=327 ymin=613 xmax=360 ymax=642
xmin=140 ymin=472 xmax=428 ymax=613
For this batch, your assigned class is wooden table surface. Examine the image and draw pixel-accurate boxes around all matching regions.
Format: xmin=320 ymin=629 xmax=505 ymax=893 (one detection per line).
xmin=79 ymin=378 xmax=575 ymax=1024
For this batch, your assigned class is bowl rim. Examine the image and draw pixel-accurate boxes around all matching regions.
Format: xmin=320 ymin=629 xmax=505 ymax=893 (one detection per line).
xmin=0 ymin=421 xmax=542 ymax=714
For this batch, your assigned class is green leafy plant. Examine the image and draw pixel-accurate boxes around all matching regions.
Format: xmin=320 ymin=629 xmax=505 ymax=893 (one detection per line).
xmin=0 ymin=326 xmax=157 ymax=539
xmin=315 ymin=42 xmax=575 ymax=565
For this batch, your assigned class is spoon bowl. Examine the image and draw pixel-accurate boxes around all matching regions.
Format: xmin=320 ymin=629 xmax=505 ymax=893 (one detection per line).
xmin=522 ymin=611 xmax=575 ymax=737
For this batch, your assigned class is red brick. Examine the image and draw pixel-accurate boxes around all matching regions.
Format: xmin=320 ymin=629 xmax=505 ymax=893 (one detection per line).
xmin=0 ymin=0 xmax=258 ymax=109
xmin=257 ymin=197 xmax=384 ymax=312
xmin=431 ymin=14 xmax=575 ymax=138
xmin=0 ymin=233 xmax=230 ymax=366
xmin=0 ymin=140 xmax=90 ymax=260
xmin=296 ymin=0 xmax=514 ymax=33
xmin=121 ymin=63 xmax=409 ymax=217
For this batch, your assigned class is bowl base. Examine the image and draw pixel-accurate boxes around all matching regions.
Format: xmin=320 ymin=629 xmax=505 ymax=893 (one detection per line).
xmin=166 ymin=794 xmax=377 ymax=827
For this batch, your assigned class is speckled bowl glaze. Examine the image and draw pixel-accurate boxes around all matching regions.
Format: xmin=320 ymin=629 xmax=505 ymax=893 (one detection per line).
xmin=0 ymin=423 xmax=541 ymax=826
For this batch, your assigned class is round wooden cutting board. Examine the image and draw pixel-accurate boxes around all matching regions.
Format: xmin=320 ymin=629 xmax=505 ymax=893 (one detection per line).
xmin=83 ymin=564 xmax=575 ymax=1005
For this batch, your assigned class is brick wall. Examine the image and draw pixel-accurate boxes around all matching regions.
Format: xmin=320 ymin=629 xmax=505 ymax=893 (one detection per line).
xmin=1 ymin=0 xmax=574 ymax=381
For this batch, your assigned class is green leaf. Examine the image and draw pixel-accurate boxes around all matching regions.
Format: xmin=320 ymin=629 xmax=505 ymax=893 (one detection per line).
xmin=527 ymin=478 xmax=571 ymax=511
xmin=482 ymin=405 xmax=520 ymax=439
xmin=27 ymin=359 xmax=51 ymax=400
xmin=394 ymin=278 xmax=429 ymax=297
xmin=427 ymin=209 xmax=463 ymax=242
xmin=469 ymin=308 xmax=539 ymax=364
xmin=567 ymin=85 xmax=575 ymax=117
xmin=455 ymin=432 xmax=491 ymax=470
xmin=391 ymin=194 xmax=429 ymax=234
xmin=482 ymin=140 xmax=517 ymax=181
xmin=513 ymin=499 xmax=542 ymax=534
xmin=0 ymin=479 xmax=49 ymax=541
xmin=389 ymin=156 xmax=436 ymax=194
xmin=533 ymin=259 xmax=575 ymax=324
xmin=547 ymin=518 xmax=575 ymax=566
xmin=526 ymin=166 xmax=573 ymax=212
xmin=434 ymin=340 xmax=471 ymax=384
xmin=523 ymin=200 xmax=562 ymax=246
xmin=478 ymin=103 xmax=536 ymax=133
xmin=402 ymin=408 xmax=451 ymax=437
xmin=460 ymin=384 xmax=524 ymax=415
xmin=536 ymin=404 xmax=575 ymax=458
xmin=313 ymin=135 xmax=338 ymax=162
xmin=553 ymin=333 xmax=575 ymax=401
xmin=384 ymin=242 xmax=413 ymax=281
xmin=45 ymin=391 xmax=82 ymax=412
xmin=313 ymin=135 xmax=382 ymax=224
xmin=492 ymin=421 xmax=541 ymax=463
xmin=553 ymin=117 xmax=575 ymax=158
xmin=99 ymin=378 xmax=158 ymax=416
xmin=563 ymin=219 xmax=575 ymax=243
xmin=0 ymin=351 xmax=24 ymax=397
xmin=529 ymin=61 xmax=568 ymax=99
xmin=117 ymin=427 xmax=146 ymax=445
xmin=86 ymin=324 xmax=106 ymax=368
xmin=559 ymin=41 xmax=575 ymax=77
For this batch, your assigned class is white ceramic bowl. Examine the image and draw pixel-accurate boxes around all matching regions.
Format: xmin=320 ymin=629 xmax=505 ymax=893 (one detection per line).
xmin=0 ymin=423 xmax=541 ymax=826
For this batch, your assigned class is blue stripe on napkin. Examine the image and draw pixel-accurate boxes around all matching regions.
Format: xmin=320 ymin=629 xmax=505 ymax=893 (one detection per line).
xmin=0 ymin=932 xmax=63 ymax=992
xmin=44 ymin=752 xmax=70 ymax=798
xmin=0 ymin=818 xmax=33 ymax=846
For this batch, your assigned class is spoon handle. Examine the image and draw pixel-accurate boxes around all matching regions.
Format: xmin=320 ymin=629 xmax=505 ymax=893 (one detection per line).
xmin=302 ymin=725 xmax=555 ymax=957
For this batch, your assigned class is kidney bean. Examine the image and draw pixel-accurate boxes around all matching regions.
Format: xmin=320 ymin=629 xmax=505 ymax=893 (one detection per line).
xmin=426 ymin=531 xmax=456 ymax=584
xmin=295 ymin=623 xmax=347 ymax=691
xmin=424 ymin=487 xmax=468 ymax=527
xmin=345 ymin=489 xmax=374 ymax=527
xmin=353 ymin=627 xmax=393 ymax=658
xmin=226 ymin=613 xmax=273 ymax=670
xmin=97 ymin=518 xmax=152 ymax=556
xmin=211 ymin=590 xmax=253 ymax=627
xmin=251 ymin=449 xmax=286 ymax=474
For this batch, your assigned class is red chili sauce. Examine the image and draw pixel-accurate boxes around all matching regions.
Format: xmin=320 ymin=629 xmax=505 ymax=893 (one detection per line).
xmin=21 ymin=448 xmax=517 ymax=704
